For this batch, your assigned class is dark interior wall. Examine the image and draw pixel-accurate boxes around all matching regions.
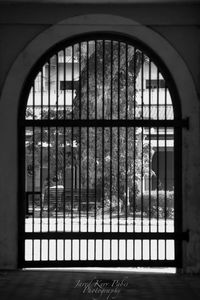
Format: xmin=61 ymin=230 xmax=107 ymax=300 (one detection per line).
xmin=0 ymin=3 xmax=200 ymax=97
xmin=0 ymin=2 xmax=200 ymax=271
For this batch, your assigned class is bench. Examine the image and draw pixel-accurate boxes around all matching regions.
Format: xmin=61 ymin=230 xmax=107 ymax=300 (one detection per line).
xmin=43 ymin=187 xmax=101 ymax=211
xmin=26 ymin=191 xmax=42 ymax=215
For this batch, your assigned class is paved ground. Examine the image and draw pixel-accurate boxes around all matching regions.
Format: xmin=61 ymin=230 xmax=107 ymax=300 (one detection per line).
xmin=0 ymin=269 xmax=200 ymax=300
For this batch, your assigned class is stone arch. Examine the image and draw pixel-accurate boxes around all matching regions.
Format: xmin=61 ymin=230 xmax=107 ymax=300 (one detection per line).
xmin=0 ymin=14 xmax=199 ymax=269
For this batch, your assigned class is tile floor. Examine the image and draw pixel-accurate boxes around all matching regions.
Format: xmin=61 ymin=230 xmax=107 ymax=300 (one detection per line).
xmin=0 ymin=269 xmax=200 ymax=300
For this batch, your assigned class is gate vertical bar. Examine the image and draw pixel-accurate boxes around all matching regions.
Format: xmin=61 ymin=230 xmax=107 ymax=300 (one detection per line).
xmin=164 ymin=85 xmax=167 ymax=260
xmin=63 ymin=48 xmax=66 ymax=262
xmin=125 ymin=42 xmax=128 ymax=261
xmin=174 ymin=104 xmax=182 ymax=267
xmin=117 ymin=41 xmax=120 ymax=260
xmin=102 ymin=40 xmax=105 ymax=261
xmin=40 ymin=68 xmax=44 ymax=261
xmin=141 ymin=53 xmax=144 ymax=260
xmin=47 ymin=60 xmax=51 ymax=260
xmin=133 ymin=47 xmax=137 ymax=260
xmin=79 ymin=126 xmax=81 ymax=234
xmin=86 ymin=41 xmax=89 ymax=260
xmin=110 ymin=40 xmax=113 ymax=260
xmin=78 ymin=42 xmax=82 ymax=242
xmin=55 ymin=53 xmax=59 ymax=261
xmin=156 ymin=67 xmax=160 ymax=260
xmin=148 ymin=58 xmax=152 ymax=260
xmin=18 ymin=78 xmax=26 ymax=267
xmin=78 ymin=41 xmax=82 ymax=260
xmin=32 ymin=82 xmax=35 ymax=261
xmin=94 ymin=40 xmax=97 ymax=261
xmin=71 ymin=45 xmax=75 ymax=260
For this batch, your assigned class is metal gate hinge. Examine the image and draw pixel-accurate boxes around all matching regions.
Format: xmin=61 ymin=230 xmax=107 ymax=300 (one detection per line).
xmin=182 ymin=117 xmax=189 ymax=130
xmin=182 ymin=230 xmax=190 ymax=241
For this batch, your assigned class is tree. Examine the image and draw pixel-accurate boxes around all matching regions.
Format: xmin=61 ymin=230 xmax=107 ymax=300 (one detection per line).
xmin=72 ymin=40 xmax=152 ymax=208
xmin=25 ymin=39 xmax=153 ymax=212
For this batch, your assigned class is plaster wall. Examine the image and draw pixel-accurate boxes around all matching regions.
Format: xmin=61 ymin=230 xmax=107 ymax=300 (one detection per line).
xmin=0 ymin=3 xmax=199 ymax=272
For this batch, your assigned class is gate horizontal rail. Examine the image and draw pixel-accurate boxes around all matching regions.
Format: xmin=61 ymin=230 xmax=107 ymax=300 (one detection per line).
xmin=24 ymin=231 xmax=189 ymax=241
xmin=23 ymin=260 xmax=179 ymax=268
xmin=24 ymin=119 xmax=189 ymax=128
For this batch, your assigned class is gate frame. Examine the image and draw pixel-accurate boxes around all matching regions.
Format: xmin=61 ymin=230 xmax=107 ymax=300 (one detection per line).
xmin=18 ymin=31 xmax=189 ymax=269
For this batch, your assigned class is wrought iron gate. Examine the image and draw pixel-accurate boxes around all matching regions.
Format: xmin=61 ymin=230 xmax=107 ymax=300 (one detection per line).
xmin=18 ymin=33 xmax=188 ymax=268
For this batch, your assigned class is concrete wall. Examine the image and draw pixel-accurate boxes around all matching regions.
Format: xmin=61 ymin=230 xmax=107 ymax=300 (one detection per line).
xmin=0 ymin=2 xmax=200 ymax=272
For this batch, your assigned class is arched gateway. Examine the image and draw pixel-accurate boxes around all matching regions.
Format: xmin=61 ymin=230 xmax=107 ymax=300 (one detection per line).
xmin=18 ymin=33 xmax=188 ymax=268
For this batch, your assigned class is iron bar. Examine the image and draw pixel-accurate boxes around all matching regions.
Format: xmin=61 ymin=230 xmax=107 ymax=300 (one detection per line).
xmin=55 ymin=53 xmax=59 ymax=262
xmin=141 ymin=53 xmax=144 ymax=259
xmin=79 ymin=43 xmax=82 ymax=120
xmin=174 ymin=122 xmax=182 ymax=266
xmin=40 ymin=69 xmax=43 ymax=261
xmin=164 ymin=86 xmax=167 ymax=260
xmin=78 ymin=133 xmax=81 ymax=260
xmin=110 ymin=40 xmax=113 ymax=260
xmin=94 ymin=40 xmax=97 ymax=259
xmin=148 ymin=58 xmax=152 ymax=260
xmin=87 ymin=126 xmax=89 ymax=233
xmin=63 ymin=48 xmax=66 ymax=237
xmin=70 ymin=143 xmax=74 ymax=258
xmin=47 ymin=60 xmax=51 ymax=261
xmin=117 ymin=41 xmax=121 ymax=260
xmin=32 ymin=83 xmax=35 ymax=264
xmin=25 ymin=119 xmax=187 ymax=128
xmin=56 ymin=54 xmax=59 ymax=237
xmin=86 ymin=41 xmax=89 ymax=261
xmin=78 ymin=44 xmax=82 ymax=257
xmin=71 ymin=44 xmax=74 ymax=238
xmin=133 ymin=47 xmax=137 ymax=261
xmin=101 ymin=40 xmax=105 ymax=257
xmin=25 ymin=231 xmax=189 ymax=240
xmin=23 ymin=259 xmax=179 ymax=268
xmin=125 ymin=42 xmax=128 ymax=260
xmin=156 ymin=67 xmax=159 ymax=260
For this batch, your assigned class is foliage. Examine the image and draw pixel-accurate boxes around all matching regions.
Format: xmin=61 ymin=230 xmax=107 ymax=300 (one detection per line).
xmin=73 ymin=41 xmax=143 ymax=120
xmin=135 ymin=190 xmax=174 ymax=219
xmin=72 ymin=41 xmax=152 ymax=203
xmin=26 ymin=40 xmax=153 ymax=209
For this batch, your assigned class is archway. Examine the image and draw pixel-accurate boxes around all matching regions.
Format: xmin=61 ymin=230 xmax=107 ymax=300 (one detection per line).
xmin=18 ymin=32 xmax=187 ymax=268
